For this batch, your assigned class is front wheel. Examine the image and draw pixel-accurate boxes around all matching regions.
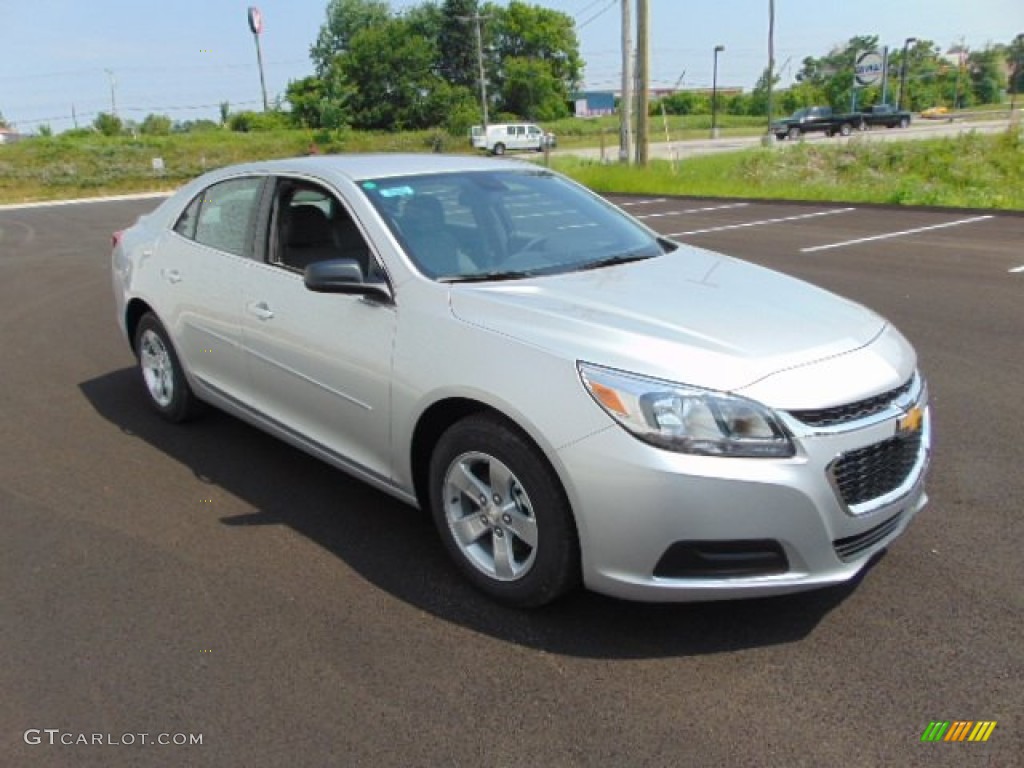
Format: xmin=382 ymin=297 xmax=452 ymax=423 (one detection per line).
xmin=429 ymin=414 xmax=580 ymax=607
xmin=787 ymin=126 xmax=800 ymax=141
xmin=839 ymin=122 xmax=853 ymax=136
xmin=134 ymin=313 xmax=202 ymax=423
xmin=492 ymin=142 xmax=506 ymax=156
xmin=899 ymin=117 xmax=909 ymax=129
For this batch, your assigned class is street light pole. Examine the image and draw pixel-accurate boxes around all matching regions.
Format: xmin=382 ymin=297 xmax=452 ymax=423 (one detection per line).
xmin=711 ymin=45 xmax=724 ymax=139
xmin=897 ymin=36 xmax=917 ymax=111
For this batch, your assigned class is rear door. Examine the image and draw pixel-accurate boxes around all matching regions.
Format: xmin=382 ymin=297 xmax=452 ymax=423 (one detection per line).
xmin=155 ymin=175 xmax=264 ymax=400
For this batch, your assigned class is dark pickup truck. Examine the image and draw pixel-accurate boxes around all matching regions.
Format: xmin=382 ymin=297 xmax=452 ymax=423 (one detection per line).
xmin=860 ymin=104 xmax=912 ymax=129
xmin=772 ymin=107 xmax=864 ymax=140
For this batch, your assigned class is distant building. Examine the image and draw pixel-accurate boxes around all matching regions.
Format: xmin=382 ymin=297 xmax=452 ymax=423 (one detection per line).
xmin=571 ymin=91 xmax=616 ymax=118
xmin=0 ymin=127 xmax=23 ymax=144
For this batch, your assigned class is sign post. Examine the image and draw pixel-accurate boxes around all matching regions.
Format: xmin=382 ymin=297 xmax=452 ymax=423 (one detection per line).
xmin=853 ymin=50 xmax=884 ymax=111
xmin=248 ymin=7 xmax=269 ymax=112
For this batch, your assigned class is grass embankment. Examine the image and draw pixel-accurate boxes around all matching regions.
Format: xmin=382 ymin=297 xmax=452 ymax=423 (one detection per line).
xmin=552 ymin=128 xmax=1024 ymax=210
xmin=0 ymin=128 xmax=460 ymax=203
xmin=0 ymin=123 xmax=1021 ymax=210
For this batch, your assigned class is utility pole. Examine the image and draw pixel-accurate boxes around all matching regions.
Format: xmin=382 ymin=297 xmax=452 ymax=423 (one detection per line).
xmin=619 ymin=0 xmax=633 ymax=163
xmin=459 ymin=13 xmax=490 ymax=132
xmin=635 ymin=0 xmax=649 ymax=166
xmin=766 ymin=0 xmax=775 ymax=142
xmin=880 ymin=46 xmax=890 ymax=105
xmin=104 ymin=69 xmax=117 ymax=117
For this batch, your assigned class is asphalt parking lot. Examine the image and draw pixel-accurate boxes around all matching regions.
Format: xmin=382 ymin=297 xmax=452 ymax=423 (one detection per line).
xmin=2 ymin=193 xmax=1021 ymax=767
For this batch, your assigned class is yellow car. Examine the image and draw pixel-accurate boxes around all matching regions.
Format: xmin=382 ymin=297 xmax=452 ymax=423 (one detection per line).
xmin=920 ymin=106 xmax=950 ymax=119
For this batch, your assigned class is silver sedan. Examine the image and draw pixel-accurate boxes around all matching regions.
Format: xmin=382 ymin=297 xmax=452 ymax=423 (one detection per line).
xmin=111 ymin=154 xmax=930 ymax=606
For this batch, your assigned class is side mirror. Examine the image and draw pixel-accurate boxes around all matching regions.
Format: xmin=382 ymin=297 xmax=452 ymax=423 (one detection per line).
xmin=304 ymin=258 xmax=391 ymax=301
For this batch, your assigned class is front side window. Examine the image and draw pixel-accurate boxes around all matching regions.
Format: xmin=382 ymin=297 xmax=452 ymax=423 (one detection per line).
xmin=174 ymin=177 xmax=263 ymax=257
xmin=270 ymin=180 xmax=376 ymax=279
xmin=360 ymin=170 xmax=671 ymax=281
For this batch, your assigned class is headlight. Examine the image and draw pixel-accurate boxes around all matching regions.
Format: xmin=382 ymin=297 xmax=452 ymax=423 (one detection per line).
xmin=578 ymin=362 xmax=795 ymax=458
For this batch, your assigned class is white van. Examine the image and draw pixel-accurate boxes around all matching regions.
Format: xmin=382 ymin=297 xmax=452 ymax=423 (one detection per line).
xmin=470 ymin=123 xmax=555 ymax=155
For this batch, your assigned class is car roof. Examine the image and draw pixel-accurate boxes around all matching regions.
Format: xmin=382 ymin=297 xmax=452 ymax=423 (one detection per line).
xmin=213 ymin=153 xmax=534 ymax=183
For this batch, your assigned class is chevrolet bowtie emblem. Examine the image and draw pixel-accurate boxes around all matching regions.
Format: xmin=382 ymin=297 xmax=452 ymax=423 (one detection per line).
xmin=898 ymin=405 xmax=923 ymax=434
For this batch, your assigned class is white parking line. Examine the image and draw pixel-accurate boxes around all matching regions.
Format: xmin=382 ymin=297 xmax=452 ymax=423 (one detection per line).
xmin=636 ymin=203 xmax=750 ymax=220
xmin=1010 ymin=265 xmax=1024 ymax=273
xmin=0 ymin=191 xmax=172 ymax=211
xmin=619 ymin=198 xmax=667 ymax=207
xmin=667 ymin=208 xmax=855 ymax=237
xmin=800 ymin=215 xmax=994 ymax=253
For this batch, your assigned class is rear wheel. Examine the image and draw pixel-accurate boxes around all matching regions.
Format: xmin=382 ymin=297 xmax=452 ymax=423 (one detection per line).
xmin=839 ymin=122 xmax=853 ymax=137
xmin=134 ymin=313 xmax=202 ymax=423
xmin=429 ymin=414 xmax=580 ymax=607
xmin=899 ymin=117 xmax=909 ymax=129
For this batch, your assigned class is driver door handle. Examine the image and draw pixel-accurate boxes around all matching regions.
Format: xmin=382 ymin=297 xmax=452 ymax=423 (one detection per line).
xmin=247 ymin=301 xmax=275 ymax=321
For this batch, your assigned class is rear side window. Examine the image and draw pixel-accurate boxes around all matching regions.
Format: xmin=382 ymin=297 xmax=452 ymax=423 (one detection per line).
xmin=173 ymin=177 xmax=263 ymax=257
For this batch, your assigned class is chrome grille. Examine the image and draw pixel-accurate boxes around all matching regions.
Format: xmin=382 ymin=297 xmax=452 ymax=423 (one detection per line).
xmin=791 ymin=377 xmax=914 ymax=428
xmin=833 ymin=512 xmax=903 ymax=561
xmin=831 ymin=431 xmax=922 ymax=507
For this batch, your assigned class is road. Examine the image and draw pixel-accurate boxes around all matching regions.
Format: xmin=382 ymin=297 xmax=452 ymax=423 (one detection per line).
xmin=559 ymin=116 xmax=1019 ymax=161
xmin=1 ymin=195 xmax=1022 ymax=767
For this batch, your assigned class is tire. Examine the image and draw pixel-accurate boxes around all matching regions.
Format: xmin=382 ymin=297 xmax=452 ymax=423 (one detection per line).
xmin=787 ymin=126 xmax=800 ymax=141
xmin=134 ymin=313 xmax=202 ymax=423
xmin=428 ymin=414 xmax=580 ymax=607
xmin=839 ymin=122 xmax=852 ymax=137
xmin=899 ymin=117 xmax=909 ymax=129
xmin=492 ymin=142 xmax=506 ymax=156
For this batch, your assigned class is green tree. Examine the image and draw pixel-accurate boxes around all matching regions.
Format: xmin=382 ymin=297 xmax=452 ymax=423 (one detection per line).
xmin=310 ymin=0 xmax=391 ymax=76
xmin=795 ymin=35 xmax=879 ymax=109
xmin=439 ymin=0 xmax=481 ymax=90
xmin=93 ymin=112 xmax=123 ymax=136
xmin=37 ymin=124 xmax=53 ymax=137
xmin=967 ymin=46 xmax=1007 ymax=105
xmin=140 ymin=113 xmax=172 ymax=135
xmin=747 ymin=67 xmax=780 ymax=115
xmin=500 ymin=57 xmax=569 ymax=120
xmin=286 ymin=76 xmax=339 ymax=129
xmin=335 ymin=17 xmax=444 ymax=130
xmin=1009 ymin=34 xmax=1024 ymax=108
xmin=489 ymin=1 xmax=580 ymax=119
xmin=0 ymin=111 xmax=8 ymax=129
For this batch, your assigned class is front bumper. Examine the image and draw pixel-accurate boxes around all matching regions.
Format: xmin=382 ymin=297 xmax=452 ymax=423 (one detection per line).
xmin=556 ymin=391 xmax=931 ymax=602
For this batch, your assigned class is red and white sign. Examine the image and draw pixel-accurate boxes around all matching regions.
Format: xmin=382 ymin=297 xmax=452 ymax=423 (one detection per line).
xmin=247 ymin=6 xmax=263 ymax=35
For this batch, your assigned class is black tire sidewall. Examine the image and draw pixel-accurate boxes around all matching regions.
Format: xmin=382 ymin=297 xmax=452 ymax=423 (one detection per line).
xmin=428 ymin=415 xmax=579 ymax=607
xmin=134 ymin=313 xmax=199 ymax=423
xmin=493 ymin=143 xmax=506 ymax=155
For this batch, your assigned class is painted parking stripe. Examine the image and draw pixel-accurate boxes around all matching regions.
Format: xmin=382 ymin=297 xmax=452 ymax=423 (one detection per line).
xmin=800 ymin=215 xmax=994 ymax=253
xmin=636 ymin=203 xmax=750 ymax=219
xmin=619 ymin=198 xmax=667 ymax=207
xmin=667 ymin=208 xmax=855 ymax=237
xmin=0 ymin=191 xmax=172 ymax=211
xmin=1010 ymin=265 xmax=1024 ymax=273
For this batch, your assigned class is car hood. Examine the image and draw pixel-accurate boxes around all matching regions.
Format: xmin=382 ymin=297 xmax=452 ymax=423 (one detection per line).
xmin=449 ymin=246 xmax=892 ymax=400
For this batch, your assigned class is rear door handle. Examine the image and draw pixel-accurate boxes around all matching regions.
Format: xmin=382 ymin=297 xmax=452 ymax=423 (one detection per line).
xmin=161 ymin=268 xmax=182 ymax=284
xmin=247 ymin=301 xmax=275 ymax=320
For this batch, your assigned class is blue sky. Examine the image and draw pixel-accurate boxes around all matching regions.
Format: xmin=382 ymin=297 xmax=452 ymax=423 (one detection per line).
xmin=1 ymin=0 xmax=1020 ymax=132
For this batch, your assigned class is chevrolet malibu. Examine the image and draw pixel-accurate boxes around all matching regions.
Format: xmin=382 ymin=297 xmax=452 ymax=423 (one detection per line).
xmin=111 ymin=154 xmax=930 ymax=607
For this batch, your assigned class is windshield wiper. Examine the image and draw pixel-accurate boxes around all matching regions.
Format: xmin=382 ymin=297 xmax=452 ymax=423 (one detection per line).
xmin=577 ymin=251 xmax=657 ymax=272
xmin=441 ymin=269 xmax=539 ymax=284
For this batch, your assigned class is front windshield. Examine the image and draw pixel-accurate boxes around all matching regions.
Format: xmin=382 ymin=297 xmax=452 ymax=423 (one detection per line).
xmin=359 ymin=169 xmax=668 ymax=281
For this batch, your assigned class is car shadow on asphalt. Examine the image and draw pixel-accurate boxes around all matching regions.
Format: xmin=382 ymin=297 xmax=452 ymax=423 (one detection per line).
xmin=81 ymin=367 xmax=878 ymax=660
